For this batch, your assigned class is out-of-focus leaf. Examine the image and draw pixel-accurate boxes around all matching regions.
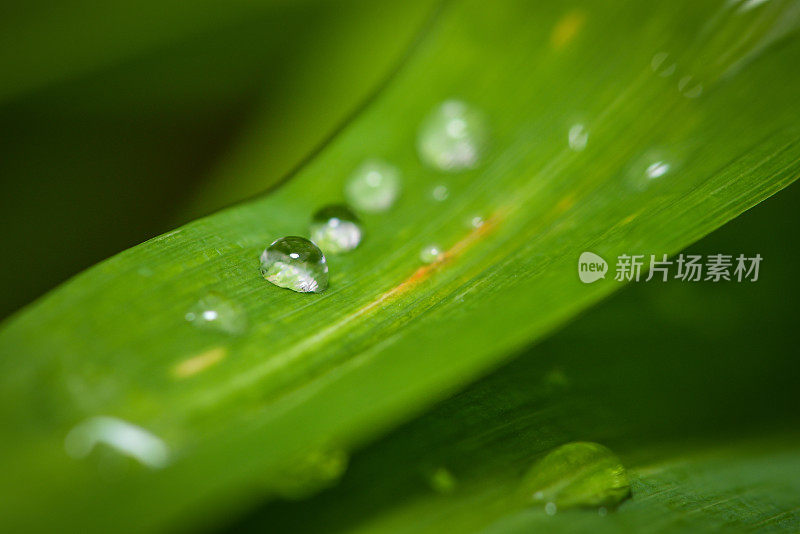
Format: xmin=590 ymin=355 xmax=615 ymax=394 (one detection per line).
xmin=0 ymin=0 xmax=436 ymax=318
xmin=1 ymin=0 xmax=799 ymax=532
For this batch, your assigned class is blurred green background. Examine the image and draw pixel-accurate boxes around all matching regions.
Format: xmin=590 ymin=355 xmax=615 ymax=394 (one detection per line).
xmin=0 ymin=0 xmax=436 ymax=319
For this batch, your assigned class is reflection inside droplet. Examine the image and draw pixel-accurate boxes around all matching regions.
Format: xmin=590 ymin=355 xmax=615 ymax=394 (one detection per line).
xmin=186 ymin=292 xmax=248 ymax=335
xmin=646 ymin=161 xmax=670 ymax=179
xmin=420 ymin=245 xmax=443 ymax=264
xmin=65 ymin=416 xmax=169 ymax=469
xmin=568 ymin=123 xmax=589 ymax=151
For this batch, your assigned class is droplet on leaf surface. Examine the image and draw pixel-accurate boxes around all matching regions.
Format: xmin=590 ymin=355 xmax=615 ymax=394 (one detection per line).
xmin=260 ymin=236 xmax=329 ymax=293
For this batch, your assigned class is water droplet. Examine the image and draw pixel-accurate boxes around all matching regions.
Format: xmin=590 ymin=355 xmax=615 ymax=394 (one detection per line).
xmin=598 ymin=506 xmax=608 ymax=517
xmin=470 ymin=216 xmax=485 ymax=228
xmin=420 ymin=244 xmax=443 ymax=264
xmin=646 ymin=161 xmax=670 ymax=179
xmin=568 ymin=123 xmax=589 ymax=151
xmin=626 ymin=149 xmax=677 ymax=191
xmin=544 ymin=502 xmax=558 ymax=516
xmin=185 ymin=292 xmax=247 ymax=335
xmin=427 ymin=467 xmax=458 ymax=494
xmin=65 ymin=416 xmax=169 ymax=469
xmin=345 ymin=159 xmax=401 ymax=212
xmin=260 ymin=237 xmax=328 ymax=293
xmin=273 ymin=448 xmax=349 ymax=499
xmin=432 ymin=184 xmax=450 ymax=201
xmin=650 ymin=52 xmax=676 ymax=77
xmin=678 ymin=75 xmax=703 ymax=98
xmin=520 ymin=442 xmax=631 ymax=510
xmin=310 ymin=204 xmax=362 ymax=254
xmin=417 ymin=99 xmax=488 ymax=172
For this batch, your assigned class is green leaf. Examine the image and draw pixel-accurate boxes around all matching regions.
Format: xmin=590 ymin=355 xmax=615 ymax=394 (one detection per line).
xmin=233 ymin=184 xmax=800 ymax=533
xmin=0 ymin=0 xmax=436 ymax=317
xmin=1 ymin=0 xmax=799 ymax=532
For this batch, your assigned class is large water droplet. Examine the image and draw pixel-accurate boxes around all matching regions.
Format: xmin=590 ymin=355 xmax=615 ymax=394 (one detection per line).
xmin=310 ymin=204 xmax=362 ymax=254
xmin=65 ymin=416 xmax=169 ymax=469
xmin=273 ymin=448 xmax=349 ymax=499
xmin=417 ymin=99 xmax=488 ymax=172
xmin=420 ymin=244 xmax=443 ymax=264
xmin=185 ymin=292 xmax=247 ymax=335
xmin=260 ymin=237 xmax=328 ymax=293
xmin=520 ymin=442 xmax=631 ymax=510
xmin=345 ymin=159 xmax=401 ymax=212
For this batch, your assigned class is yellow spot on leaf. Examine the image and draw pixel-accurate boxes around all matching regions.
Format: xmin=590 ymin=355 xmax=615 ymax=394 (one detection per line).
xmin=172 ymin=346 xmax=227 ymax=378
xmin=551 ymin=10 xmax=586 ymax=49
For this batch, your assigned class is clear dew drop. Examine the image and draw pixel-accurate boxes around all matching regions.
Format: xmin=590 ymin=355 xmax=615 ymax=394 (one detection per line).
xmin=420 ymin=244 xmax=443 ymax=264
xmin=272 ymin=448 xmax=349 ymax=500
xmin=417 ymin=99 xmax=488 ymax=172
xmin=432 ymin=184 xmax=450 ymax=201
xmin=470 ymin=215 xmax=485 ymax=228
xmin=568 ymin=123 xmax=589 ymax=151
xmin=345 ymin=159 xmax=401 ymax=212
xmin=260 ymin=236 xmax=328 ymax=293
xmin=310 ymin=204 xmax=362 ymax=254
xmin=520 ymin=442 xmax=631 ymax=511
xmin=64 ymin=416 xmax=169 ymax=469
xmin=646 ymin=161 xmax=670 ymax=179
xmin=185 ymin=292 xmax=247 ymax=335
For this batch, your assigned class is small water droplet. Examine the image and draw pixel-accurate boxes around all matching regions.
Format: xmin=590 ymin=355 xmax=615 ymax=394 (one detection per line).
xmin=345 ymin=159 xmax=401 ymax=212
xmin=427 ymin=467 xmax=458 ymax=494
xmin=470 ymin=216 xmax=485 ymax=228
xmin=417 ymin=99 xmax=488 ymax=172
xmin=646 ymin=161 xmax=670 ymax=179
xmin=273 ymin=448 xmax=349 ymax=499
xmin=678 ymin=75 xmax=703 ymax=98
xmin=310 ymin=204 xmax=362 ymax=254
xmin=598 ymin=506 xmax=608 ymax=517
xmin=568 ymin=123 xmax=589 ymax=151
xmin=650 ymin=52 xmax=676 ymax=77
xmin=520 ymin=442 xmax=631 ymax=510
xmin=65 ymin=416 xmax=169 ymax=469
xmin=432 ymin=184 xmax=450 ymax=201
xmin=626 ymin=149 xmax=677 ymax=191
xmin=420 ymin=244 xmax=443 ymax=264
xmin=186 ymin=292 xmax=247 ymax=335
xmin=544 ymin=502 xmax=558 ymax=516
xmin=260 ymin=237 xmax=329 ymax=293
